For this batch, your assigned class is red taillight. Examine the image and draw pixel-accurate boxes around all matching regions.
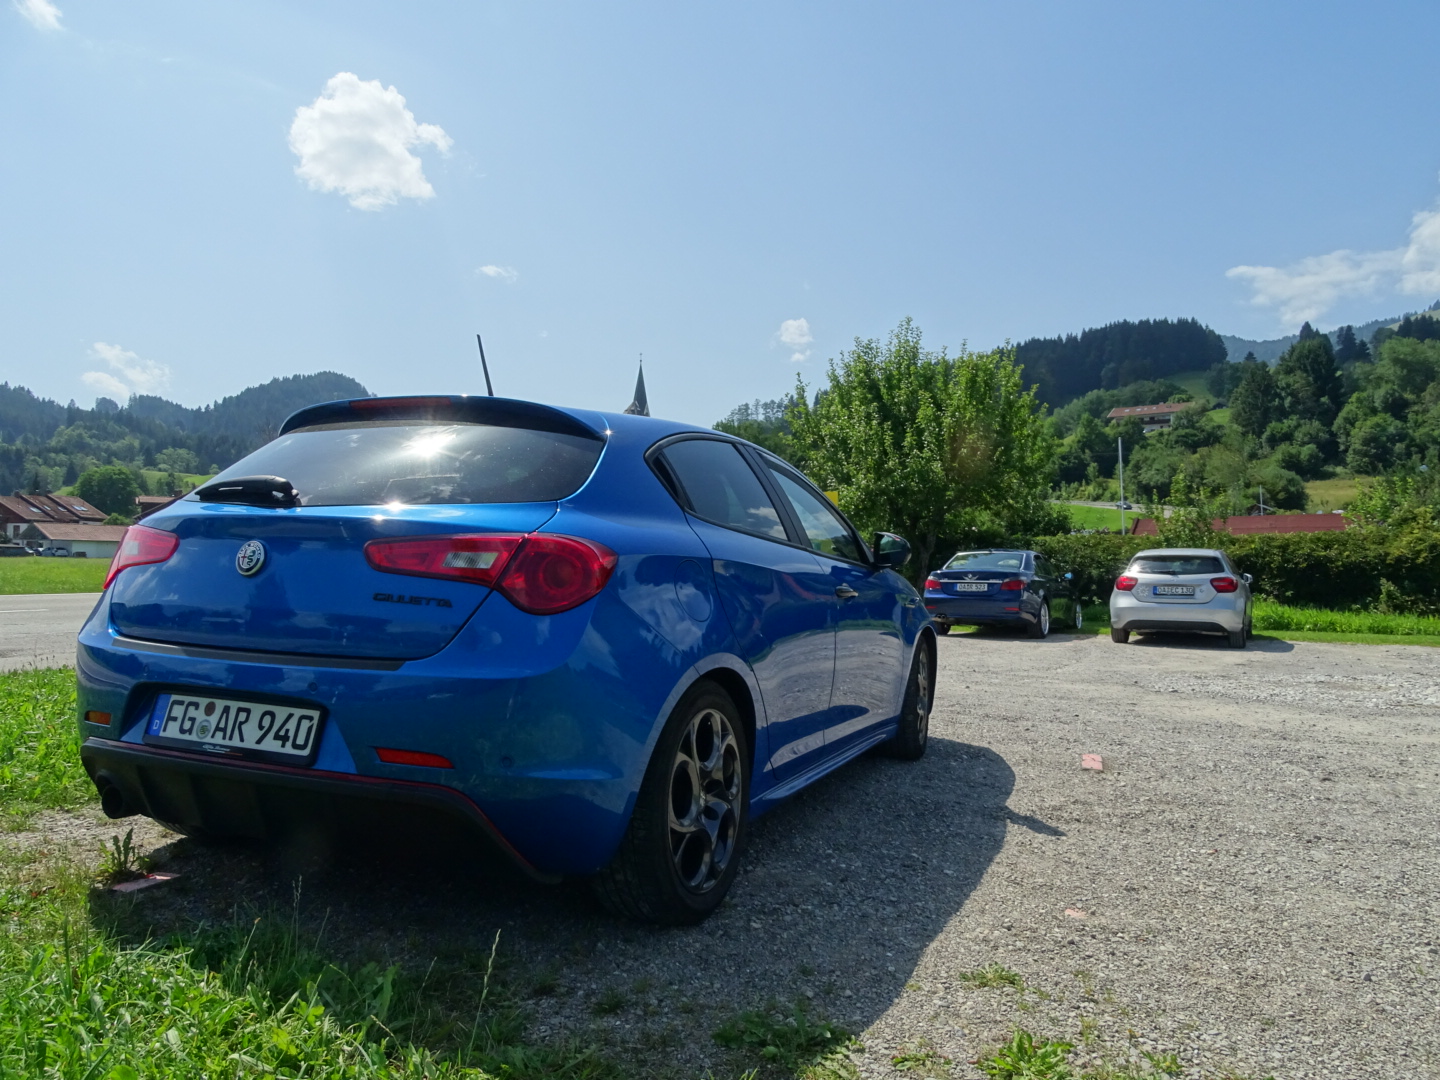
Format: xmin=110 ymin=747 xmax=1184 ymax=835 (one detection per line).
xmin=1115 ymin=575 xmax=1137 ymax=591
xmin=375 ymin=747 xmax=454 ymax=769
xmin=364 ymin=533 xmax=618 ymax=615
xmin=1000 ymin=578 xmax=1024 ymax=592
xmin=1210 ymin=576 xmax=1238 ymax=593
xmin=924 ymin=576 xmax=940 ymax=591
xmin=364 ymin=534 xmax=523 ymax=585
xmin=104 ymin=525 xmax=179 ymax=589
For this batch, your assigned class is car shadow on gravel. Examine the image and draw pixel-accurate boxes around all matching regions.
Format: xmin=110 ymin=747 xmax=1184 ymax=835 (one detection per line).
xmin=89 ymin=736 xmax=1037 ymax=1074
xmin=1126 ymin=632 xmax=1295 ymax=652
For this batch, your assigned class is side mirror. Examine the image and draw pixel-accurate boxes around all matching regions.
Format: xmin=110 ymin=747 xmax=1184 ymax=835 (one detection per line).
xmin=1063 ymin=571 xmax=1073 ymax=581
xmin=1242 ymin=573 xmax=1253 ymax=585
xmin=872 ymin=532 xmax=911 ymax=569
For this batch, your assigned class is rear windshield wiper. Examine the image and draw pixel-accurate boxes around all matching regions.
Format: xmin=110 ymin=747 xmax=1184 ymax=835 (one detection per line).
xmin=194 ymin=475 xmax=301 ymax=508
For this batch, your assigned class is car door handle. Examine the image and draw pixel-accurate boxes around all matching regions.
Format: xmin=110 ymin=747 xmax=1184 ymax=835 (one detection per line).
xmin=834 ymin=585 xmax=859 ymax=599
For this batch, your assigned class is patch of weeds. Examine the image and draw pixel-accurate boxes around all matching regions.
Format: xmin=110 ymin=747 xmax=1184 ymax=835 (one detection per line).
xmin=713 ymin=999 xmax=850 ymax=1075
xmin=977 ymin=1029 xmax=1074 ymax=1080
xmin=1140 ymin=1051 xmax=1182 ymax=1077
xmin=959 ymin=963 xmax=1026 ymax=990
xmin=591 ymin=986 xmax=628 ymax=1015
xmin=529 ymin=966 xmax=560 ymax=997
xmin=893 ymin=1040 xmax=953 ymax=1075
xmin=98 ymin=827 xmax=146 ymax=885
xmin=629 ymin=975 xmax=654 ymax=995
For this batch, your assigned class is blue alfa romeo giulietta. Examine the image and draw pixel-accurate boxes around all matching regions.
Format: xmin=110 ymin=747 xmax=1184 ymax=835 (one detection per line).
xmin=76 ymin=395 xmax=935 ymax=923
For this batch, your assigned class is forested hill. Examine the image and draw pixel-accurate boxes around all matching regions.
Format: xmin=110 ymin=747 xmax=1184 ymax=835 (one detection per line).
xmin=0 ymin=371 xmax=370 ymax=495
xmin=1016 ymin=318 xmax=1227 ymax=407
xmin=1222 ymin=301 xmax=1440 ymax=367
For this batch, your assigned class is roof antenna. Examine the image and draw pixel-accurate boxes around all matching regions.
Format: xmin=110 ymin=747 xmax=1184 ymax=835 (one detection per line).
xmin=476 ymin=333 xmax=495 ymax=397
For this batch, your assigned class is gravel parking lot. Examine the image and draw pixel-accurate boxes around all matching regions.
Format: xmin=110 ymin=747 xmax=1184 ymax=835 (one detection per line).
xmin=15 ymin=631 xmax=1440 ymax=1078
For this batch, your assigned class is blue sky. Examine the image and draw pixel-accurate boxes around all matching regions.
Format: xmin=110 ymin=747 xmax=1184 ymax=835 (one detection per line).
xmin=3 ymin=2 xmax=1439 ymax=425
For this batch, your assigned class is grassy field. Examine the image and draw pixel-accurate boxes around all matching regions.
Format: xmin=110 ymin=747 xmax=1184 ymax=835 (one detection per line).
xmin=55 ymin=471 xmax=212 ymax=499
xmin=0 ymin=557 xmax=108 ymax=594
xmin=1058 ymin=503 xmax=1130 ymax=531
xmin=1168 ymin=370 xmax=1211 ymax=400
xmin=1304 ymin=475 xmax=1367 ymax=512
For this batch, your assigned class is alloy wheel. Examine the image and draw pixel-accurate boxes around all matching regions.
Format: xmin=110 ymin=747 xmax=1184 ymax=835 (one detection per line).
xmin=914 ymin=645 xmax=931 ymax=744
xmin=668 ymin=707 xmax=742 ymax=893
xmin=1040 ymin=603 xmax=1050 ymax=635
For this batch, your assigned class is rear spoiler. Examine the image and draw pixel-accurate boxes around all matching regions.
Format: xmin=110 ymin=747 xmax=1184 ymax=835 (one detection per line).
xmin=279 ymin=396 xmax=605 ymax=441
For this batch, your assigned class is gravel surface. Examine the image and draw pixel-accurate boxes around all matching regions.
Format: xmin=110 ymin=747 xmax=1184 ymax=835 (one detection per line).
xmin=13 ymin=631 xmax=1439 ymax=1078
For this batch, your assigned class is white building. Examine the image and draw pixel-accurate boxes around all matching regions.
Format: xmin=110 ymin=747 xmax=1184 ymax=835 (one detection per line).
xmin=18 ymin=523 xmax=128 ymax=559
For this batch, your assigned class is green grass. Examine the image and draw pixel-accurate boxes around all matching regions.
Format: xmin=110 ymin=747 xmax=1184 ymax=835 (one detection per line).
xmin=1304 ymin=476 xmax=1367 ymax=513
xmin=1070 ymin=602 xmax=1440 ymax=647
xmin=0 ymin=668 xmax=91 ymax=827
xmin=713 ymin=1000 xmax=853 ymax=1076
xmin=1207 ymin=406 xmax=1231 ymax=426
xmin=0 ymin=557 xmax=108 ymax=594
xmin=1251 ymin=600 xmax=1440 ymax=637
xmin=1059 ymin=503 xmax=1129 ymax=531
xmin=1168 ymin=371 xmax=1211 ymax=401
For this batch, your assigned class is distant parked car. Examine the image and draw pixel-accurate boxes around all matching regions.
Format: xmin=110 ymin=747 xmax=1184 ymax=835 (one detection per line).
xmin=922 ymin=549 xmax=1082 ymax=638
xmin=1109 ymin=548 xmax=1252 ymax=648
xmin=1116 ymin=501 xmax=1135 ymax=510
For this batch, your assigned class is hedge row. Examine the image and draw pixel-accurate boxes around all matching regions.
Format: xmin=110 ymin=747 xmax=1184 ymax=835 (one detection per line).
xmin=1031 ymin=526 xmax=1440 ymax=611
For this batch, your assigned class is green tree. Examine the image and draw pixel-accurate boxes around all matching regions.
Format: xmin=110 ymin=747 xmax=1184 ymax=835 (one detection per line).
xmin=1229 ymin=361 xmax=1278 ymax=437
xmin=154 ymin=446 xmax=200 ymax=474
xmin=74 ymin=465 xmax=141 ymax=516
xmin=1274 ymin=335 xmax=1344 ymax=426
xmin=788 ymin=318 xmax=1056 ymax=577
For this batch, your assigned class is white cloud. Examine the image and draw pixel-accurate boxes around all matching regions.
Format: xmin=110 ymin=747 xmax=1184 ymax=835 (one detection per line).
xmin=777 ymin=317 xmax=813 ymax=362
xmin=13 ymin=0 xmax=62 ymax=31
xmin=288 ymin=73 xmax=452 ymax=212
xmin=477 ymin=265 xmax=518 ymax=283
xmin=1228 ymin=192 xmax=1440 ymax=326
xmin=82 ymin=342 xmax=171 ymax=402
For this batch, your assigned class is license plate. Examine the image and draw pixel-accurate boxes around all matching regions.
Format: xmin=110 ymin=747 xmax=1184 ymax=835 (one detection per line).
xmin=144 ymin=692 xmax=324 ymax=763
xmin=952 ymin=582 xmax=989 ymax=592
xmin=1153 ymin=585 xmax=1195 ymax=596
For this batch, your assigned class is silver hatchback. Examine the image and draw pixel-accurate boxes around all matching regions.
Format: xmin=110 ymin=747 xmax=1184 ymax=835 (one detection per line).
xmin=1109 ymin=548 xmax=1253 ymax=648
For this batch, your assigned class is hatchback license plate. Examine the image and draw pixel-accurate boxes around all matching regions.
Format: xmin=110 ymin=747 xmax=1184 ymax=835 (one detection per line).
xmin=952 ymin=582 xmax=989 ymax=592
xmin=144 ymin=693 xmax=323 ymax=762
xmin=1153 ymin=585 xmax=1195 ymax=596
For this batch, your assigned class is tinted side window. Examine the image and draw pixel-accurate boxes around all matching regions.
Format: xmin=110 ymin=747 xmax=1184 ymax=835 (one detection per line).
xmin=767 ymin=467 xmax=864 ymax=563
xmin=661 ymin=440 xmax=787 ymax=540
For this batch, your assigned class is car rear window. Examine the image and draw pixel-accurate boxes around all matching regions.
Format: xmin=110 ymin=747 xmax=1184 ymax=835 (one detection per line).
xmin=201 ymin=421 xmax=604 ymax=506
xmin=944 ymin=551 xmax=1027 ymax=571
xmin=1130 ymin=555 xmax=1225 ymax=575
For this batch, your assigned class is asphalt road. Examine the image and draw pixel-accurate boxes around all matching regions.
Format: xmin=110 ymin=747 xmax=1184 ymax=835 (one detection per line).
xmin=0 ymin=592 xmax=98 ymax=672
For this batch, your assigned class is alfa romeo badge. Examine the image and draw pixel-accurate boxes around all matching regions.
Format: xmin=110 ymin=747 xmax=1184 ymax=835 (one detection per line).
xmin=236 ymin=540 xmax=266 ymax=576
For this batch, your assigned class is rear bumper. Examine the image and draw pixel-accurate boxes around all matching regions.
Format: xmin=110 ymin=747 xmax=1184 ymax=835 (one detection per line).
xmin=1110 ymin=593 xmax=1245 ymax=633
xmin=81 ymin=738 xmax=558 ymax=882
xmin=924 ymin=597 xmax=1031 ymax=626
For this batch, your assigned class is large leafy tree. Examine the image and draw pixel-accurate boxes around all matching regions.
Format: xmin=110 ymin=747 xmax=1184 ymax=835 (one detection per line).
xmin=74 ymin=465 xmax=141 ymax=516
xmin=788 ymin=318 xmax=1057 ymax=577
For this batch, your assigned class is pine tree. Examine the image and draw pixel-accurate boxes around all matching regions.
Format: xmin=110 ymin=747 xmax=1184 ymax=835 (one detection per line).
xmin=1229 ymin=363 xmax=1278 ymax=437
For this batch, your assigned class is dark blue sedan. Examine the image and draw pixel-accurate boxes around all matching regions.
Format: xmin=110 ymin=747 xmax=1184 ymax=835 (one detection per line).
xmin=923 ymin=548 xmax=1081 ymax=638
xmin=76 ymin=395 xmax=934 ymax=924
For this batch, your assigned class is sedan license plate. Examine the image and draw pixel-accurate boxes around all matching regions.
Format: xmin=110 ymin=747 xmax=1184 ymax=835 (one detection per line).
xmin=144 ymin=693 xmax=323 ymax=763
xmin=952 ymin=582 xmax=989 ymax=592
xmin=1153 ymin=584 xmax=1195 ymax=597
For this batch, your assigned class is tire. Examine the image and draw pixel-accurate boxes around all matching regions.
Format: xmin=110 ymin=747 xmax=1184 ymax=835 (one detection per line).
xmin=882 ymin=637 xmax=934 ymax=761
xmin=592 ymin=682 xmax=749 ymax=925
xmin=1110 ymin=627 xmax=1130 ymax=644
xmin=934 ymin=623 xmax=952 ymax=636
xmin=1027 ymin=601 xmax=1051 ymax=639
xmin=1227 ymin=628 xmax=1246 ymax=649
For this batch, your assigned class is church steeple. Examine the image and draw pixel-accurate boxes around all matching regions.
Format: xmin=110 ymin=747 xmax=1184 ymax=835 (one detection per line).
xmin=623 ymin=355 xmax=649 ymax=416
